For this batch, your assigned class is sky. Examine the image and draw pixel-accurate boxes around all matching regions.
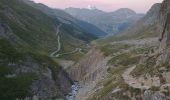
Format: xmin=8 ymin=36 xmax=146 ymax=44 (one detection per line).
xmin=33 ymin=0 xmax=163 ymax=13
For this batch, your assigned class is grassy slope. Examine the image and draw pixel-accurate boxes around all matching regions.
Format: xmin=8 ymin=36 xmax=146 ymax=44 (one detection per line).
xmin=88 ymin=40 xmax=158 ymax=99
xmin=0 ymin=39 xmax=60 ymax=100
xmin=0 ymin=0 xmax=97 ymax=54
xmin=0 ymin=0 xmax=58 ymax=53
xmin=95 ymin=29 xmax=158 ymax=46
xmin=0 ymin=0 xmax=97 ymax=99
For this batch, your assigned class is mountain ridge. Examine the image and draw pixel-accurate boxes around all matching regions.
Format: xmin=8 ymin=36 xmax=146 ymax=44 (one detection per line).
xmin=65 ymin=7 xmax=144 ymax=34
xmin=23 ymin=0 xmax=107 ymax=37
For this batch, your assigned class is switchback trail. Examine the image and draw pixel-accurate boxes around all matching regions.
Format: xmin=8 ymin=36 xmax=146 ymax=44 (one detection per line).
xmin=54 ymin=48 xmax=84 ymax=57
xmin=50 ymin=24 xmax=84 ymax=58
xmin=50 ymin=24 xmax=62 ymax=57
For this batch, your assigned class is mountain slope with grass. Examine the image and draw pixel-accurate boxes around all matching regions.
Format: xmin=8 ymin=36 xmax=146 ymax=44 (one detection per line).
xmin=121 ymin=3 xmax=161 ymax=39
xmin=23 ymin=0 xmax=107 ymax=37
xmin=0 ymin=0 xmax=99 ymax=99
xmin=95 ymin=3 xmax=161 ymax=45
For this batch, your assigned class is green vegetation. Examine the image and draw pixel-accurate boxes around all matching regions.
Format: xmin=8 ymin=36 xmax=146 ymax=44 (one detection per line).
xmin=0 ymin=0 xmax=58 ymax=52
xmin=88 ymin=36 xmax=159 ymax=99
xmin=99 ymin=44 xmax=132 ymax=56
xmin=0 ymin=0 xmax=98 ymax=99
xmin=0 ymin=65 xmax=13 ymax=77
xmin=108 ymin=53 xmax=141 ymax=66
xmin=0 ymin=0 xmax=96 ymax=60
xmin=0 ymin=72 xmax=36 ymax=100
xmin=150 ymin=86 xmax=160 ymax=91
xmin=0 ymin=38 xmax=62 ymax=99
xmin=131 ymin=56 xmax=157 ymax=76
xmin=87 ymin=64 xmax=131 ymax=100
xmin=0 ymin=39 xmax=27 ymax=61
xmin=87 ymin=76 xmax=121 ymax=100
xmin=58 ymin=52 xmax=84 ymax=61
xmin=95 ymin=24 xmax=159 ymax=45
xmin=0 ymin=51 xmax=37 ymax=100
xmin=107 ymin=65 xmax=128 ymax=75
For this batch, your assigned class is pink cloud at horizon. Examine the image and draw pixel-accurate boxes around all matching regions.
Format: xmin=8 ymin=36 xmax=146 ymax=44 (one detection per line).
xmin=33 ymin=0 xmax=163 ymax=13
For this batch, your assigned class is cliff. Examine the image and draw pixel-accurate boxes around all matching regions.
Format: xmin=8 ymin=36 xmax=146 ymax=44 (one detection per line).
xmin=69 ymin=47 xmax=109 ymax=83
xmin=157 ymin=0 xmax=170 ymax=65
xmin=68 ymin=47 xmax=110 ymax=100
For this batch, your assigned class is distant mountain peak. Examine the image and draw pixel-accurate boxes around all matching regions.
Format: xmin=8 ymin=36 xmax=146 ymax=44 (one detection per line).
xmin=87 ymin=5 xmax=97 ymax=10
xmin=114 ymin=8 xmax=136 ymax=14
xmin=65 ymin=7 xmax=143 ymax=34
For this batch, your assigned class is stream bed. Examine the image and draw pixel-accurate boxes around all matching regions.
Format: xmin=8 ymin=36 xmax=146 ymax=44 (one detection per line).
xmin=66 ymin=82 xmax=79 ymax=100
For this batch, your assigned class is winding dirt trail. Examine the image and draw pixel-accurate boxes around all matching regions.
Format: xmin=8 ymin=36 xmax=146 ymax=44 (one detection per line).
xmin=50 ymin=24 xmax=84 ymax=58
xmin=55 ymin=48 xmax=84 ymax=57
xmin=122 ymin=66 xmax=148 ymax=89
xmin=50 ymin=24 xmax=62 ymax=57
xmin=122 ymin=66 xmax=160 ymax=89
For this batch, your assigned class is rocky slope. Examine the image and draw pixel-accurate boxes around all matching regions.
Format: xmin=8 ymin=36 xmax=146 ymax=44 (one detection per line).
xmin=75 ymin=0 xmax=170 ymax=100
xmin=65 ymin=8 xmax=144 ymax=34
xmin=69 ymin=47 xmax=109 ymax=83
xmin=157 ymin=0 xmax=170 ymax=65
xmin=0 ymin=38 xmax=73 ymax=100
xmin=129 ymin=0 xmax=170 ymax=99
xmin=68 ymin=47 xmax=111 ymax=100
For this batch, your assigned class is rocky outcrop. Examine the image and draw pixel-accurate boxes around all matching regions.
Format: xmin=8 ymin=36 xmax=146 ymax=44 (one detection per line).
xmin=142 ymin=0 xmax=170 ymax=99
xmin=58 ymin=68 xmax=73 ymax=95
xmin=69 ymin=47 xmax=109 ymax=84
xmin=144 ymin=90 xmax=166 ymax=100
xmin=30 ymin=67 xmax=72 ymax=100
xmin=68 ymin=47 xmax=110 ymax=100
xmin=156 ymin=0 xmax=170 ymax=66
xmin=6 ymin=56 xmax=72 ymax=100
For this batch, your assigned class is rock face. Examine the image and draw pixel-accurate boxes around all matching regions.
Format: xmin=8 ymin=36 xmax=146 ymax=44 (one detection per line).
xmin=9 ymin=57 xmax=73 ymax=100
xmin=31 ymin=68 xmax=72 ymax=100
xmin=144 ymin=90 xmax=166 ymax=100
xmin=68 ymin=47 xmax=110 ymax=100
xmin=156 ymin=0 xmax=170 ymax=65
xmin=143 ymin=0 xmax=170 ymax=99
xmin=69 ymin=47 xmax=109 ymax=83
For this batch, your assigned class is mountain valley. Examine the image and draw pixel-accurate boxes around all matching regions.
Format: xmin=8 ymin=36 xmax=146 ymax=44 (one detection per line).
xmin=0 ymin=0 xmax=170 ymax=100
xmin=65 ymin=8 xmax=144 ymax=34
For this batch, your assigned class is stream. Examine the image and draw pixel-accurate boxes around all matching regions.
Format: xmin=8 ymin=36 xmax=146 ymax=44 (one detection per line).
xmin=66 ymin=82 xmax=79 ymax=100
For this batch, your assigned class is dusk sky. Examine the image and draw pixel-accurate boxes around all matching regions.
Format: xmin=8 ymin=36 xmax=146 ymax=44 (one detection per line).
xmin=33 ymin=0 xmax=163 ymax=13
